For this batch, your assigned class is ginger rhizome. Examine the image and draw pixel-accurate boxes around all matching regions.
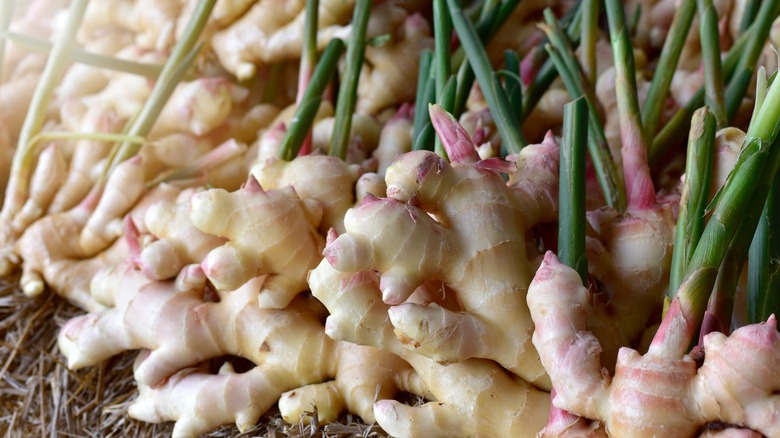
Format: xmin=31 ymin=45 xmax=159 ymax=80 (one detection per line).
xmin=59 ymin=271 xmax=424 ymax=438
xmin=319 ymin=105 xmax=560 ymax=385
xmin=189 ymin=176 xmax=324 ymax=308
xmin=528 ymin=252 xmax=780 ymax=437
xmin=310 ymin=253 xmax=550 ymax=437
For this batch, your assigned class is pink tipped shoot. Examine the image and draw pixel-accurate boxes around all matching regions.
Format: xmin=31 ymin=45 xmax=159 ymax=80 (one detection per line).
xmin=124 ymin=216 xmax=142 ymax=257
xmin=326 ymin=228 xmax=339 ymax=246
xmin=428 ymin=103 xmax=479 ymax=163
xmin=243 ymin=175 xmax=264 ymax=193
xmin=358 ymin=193 xmax=380 ymax=207
xmin=391 ymin=102 xmax=413 ymax=122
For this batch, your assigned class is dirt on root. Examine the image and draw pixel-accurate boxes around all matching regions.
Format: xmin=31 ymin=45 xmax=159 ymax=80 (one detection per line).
xmin=0 ymin=276 xmax=389 ymax=437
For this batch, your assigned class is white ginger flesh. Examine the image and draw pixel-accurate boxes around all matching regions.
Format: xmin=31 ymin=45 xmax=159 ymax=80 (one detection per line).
xmin=251 ymin=155 xmax=362 ymax=233
xmin=355 ymin=13 xmax=434 ymax=114
xmin=135 ymin=188 xmax=225 ymax=280
xmin=59 ymin=273 xmax=423 ymax=437
xmin=309 ymin=259 xmax=550 ymax=438
xmin=317 ymin=106 xmax=560 ymax=386
xmin=189 ymin=176 xmax=324 ymax=308
xmin=528 ymin=252 xmax=780 ymax=437
xmin=210 ymin=0 xmax=417 ymax=80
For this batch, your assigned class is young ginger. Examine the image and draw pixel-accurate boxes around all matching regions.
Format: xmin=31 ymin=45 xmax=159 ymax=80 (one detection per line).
xmin=210 ymin=0 xmax=413 ymax=79
xmin=355 ymin=13 xmax=434 ymax=115
xmin=251 ymin=155 xmax=362 ymax=233
xmin=320 ymin=105 xmax=559 ymax=386
xmin=309 ymin=258 xmax=551 ymax=437
xmin=528 ymin=252 xmax=780 ymax=437
xmin=135 ymin=188 xmax=225 ymax=280
xmin=14 ymin=178 xmax=180 ymax=311
xmin=189 ymin=176 xmax=324 ymax=308
xmin=59 ymin=271 xmax=425 ymax=437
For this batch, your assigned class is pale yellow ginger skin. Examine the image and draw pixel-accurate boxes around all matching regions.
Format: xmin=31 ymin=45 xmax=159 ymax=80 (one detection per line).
xmin=137 ymin=189 xmax=225 ymax=280
xmin=485 ymin=0 xmax=550 ymax=64
xmin=312 ymin=113 xmax=381 ymax=163
xmin=355 ymin=13 xmax=433 ymax=114
xmin=0 ymin=54 xmax=45 ymax=139
xmin=522 ymin=88 xmax=570 ymax=143
xmin=210 ymin=0 xmax=417 ymax=79
xmin=80 ymin=0 xmax=183 ymax=51
xmin=309 ymin=261 xmax=550 ymax=438
xmin=583 ymin=205 xmax=675 ymax=365
xmin=321 ymin=139 xmax=564 ymax=387
xmin=251 ymin=155 xmax=362 ymax=233
xmin=373 ymin=107 xmax=413 ymax=176
xmin=149 ymin=78 xmax=236 ymax=138
xmin=12 ymin=143 xmax=67 ymax=232
xmin=507 ymin=132 xmax=561 ymax=227
xmin=80 ymin=157 xmax=147 ymax=255
xmin=528 ymin=252 xmax=780 ymax=437
xmin=57 ymin=28 xmax=135 ymax=101
xmin=49 ymin=104 xmax=124 ymax=214
xmin=59 ymin=273 xmax=423 ymax=438
xmin=77 ymin=46 xmax=166 ymax=120
xmin=14 ymin=180 xmax=180 ymax=311
xmin=190 ymin=178 xmax=324 ymax=308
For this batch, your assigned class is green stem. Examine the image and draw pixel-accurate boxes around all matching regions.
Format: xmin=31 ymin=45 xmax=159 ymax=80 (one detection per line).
xmin=1 ymin=31 xmax=165 ymax=78
xmin=580 ymin=0 xmax=599 ymax=86
xmin=649 ymin=25 xmax=753 ymax=165
xmin=330 ymin=0 xmax=370 ymax=160
xmin=521 ymin=4 xmax=583 ymax=121
xmin=503 ymin=50 xmax=522 ymax=123
xmin=297 ymin=0 xmax=319 ymax=100
xmin=3 ymin=0 xmax=90 ymax=219
xmin=433 ymin=0 xmax=452 ymax=157
xmin=697 ymin=0 xmax=727 ymax=127
xmin=641 ymin=0 xmax=695 ymax=138
xmin=748 ymin=173 xmax=780 ymax=323
xmin=543 ymin=11 xmax=626 ymax=211
xmin=279 ymin=39 xmax=345 ymax=161
xmin=739 ymin=0 xmax=761 ymax=34
xmin=725 ymin=0 xmax=780 ymax=121
xmin=605 ymin=0 xmax=653 ymax=210
xmin=413 ymin=49 xmax=434 ymax=148
xmin=559 ymin=97 xmax=589 ymax=285
xmin=668 ymin=107 xmax=716 ymax=299
xmin=655 ymin=77 xmax=780 ymax=357
xmin=104 ymin=0 xmax=216 ymax=178
xmin=447 ymin=0 xmax=525 ymax=155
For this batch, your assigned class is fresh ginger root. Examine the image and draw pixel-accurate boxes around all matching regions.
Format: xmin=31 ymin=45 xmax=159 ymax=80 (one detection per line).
xmin=135 ymin=188 xmax=225 ymax=280
xmin=372 ymin=104 xmax=413 ymax=176
xmin=210 ymin=0 xmax=415 ymax=80
xmin=189 ymin=176 xmax=324 ymax=308
xmin=14 ymin=177 xmax=180 ymax=311
xmin=355 ymin=13 xmax=434 ymax=114
xmin=59 ymin=272 xmax=424 ymax=437
xmin=251 ymin=155 xmax=362 ymax=233
xmin=316 ymin=105 xmax=558 ymax=386
xmin=528 ymin=252 xmax=780 ymax=437
xmin=309 ymin=258 xmax=550 ymax=437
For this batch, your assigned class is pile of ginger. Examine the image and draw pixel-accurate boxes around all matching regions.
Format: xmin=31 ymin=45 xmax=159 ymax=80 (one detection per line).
xmin=1 ymin=0 xmax=779 ymax=437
